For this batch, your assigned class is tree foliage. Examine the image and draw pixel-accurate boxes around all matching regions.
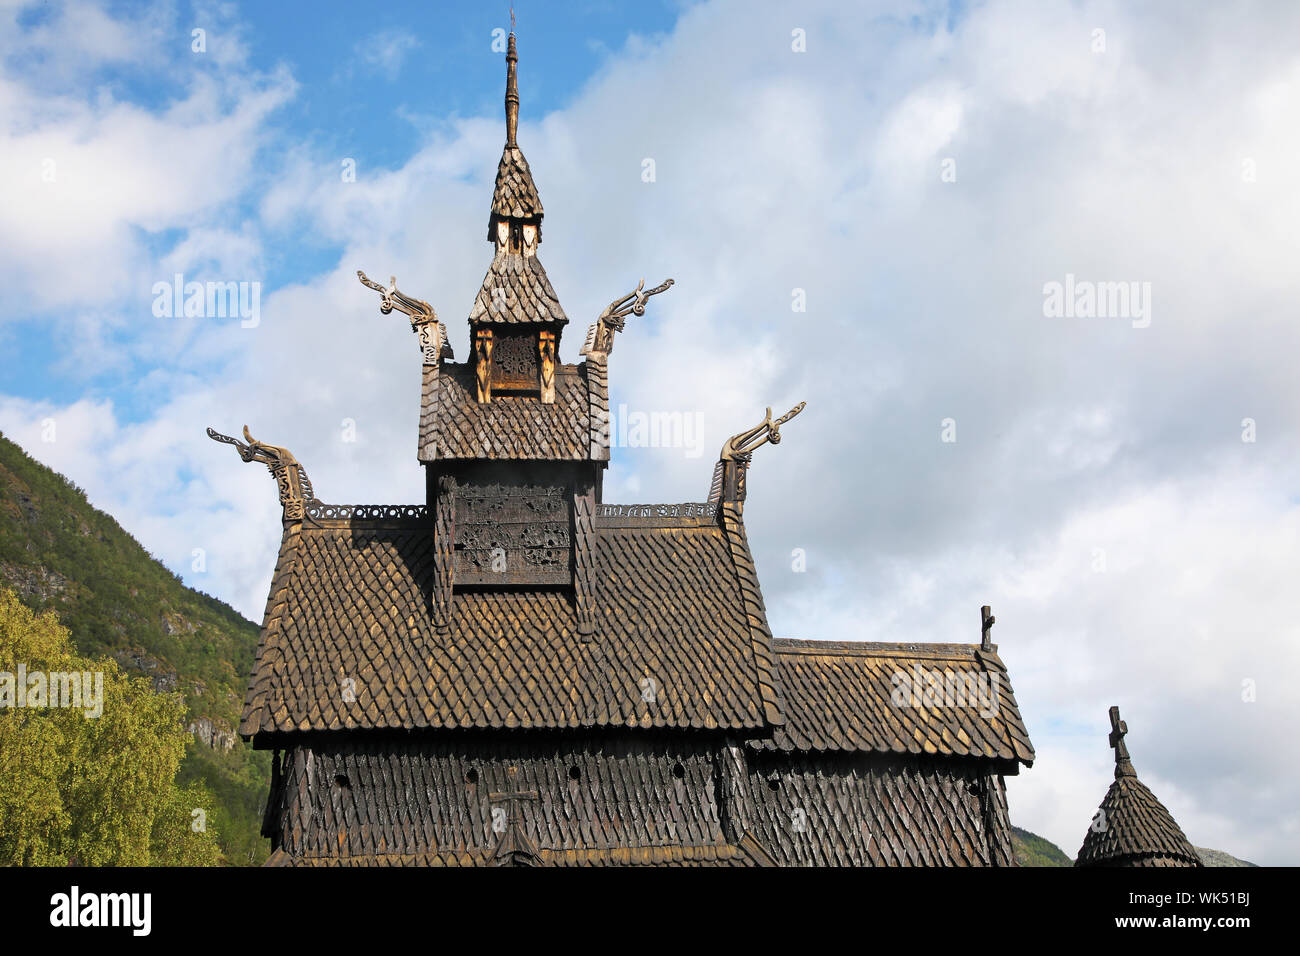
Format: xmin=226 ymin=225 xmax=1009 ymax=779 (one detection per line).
xmin=0 ymin=431 xmax=269 ymax=864
xmin=0 ymin=589 xmax=221 ymax=865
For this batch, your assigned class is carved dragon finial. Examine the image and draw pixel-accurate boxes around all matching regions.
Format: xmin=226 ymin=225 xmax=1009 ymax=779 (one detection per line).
xmin=579 ymin=277 xmax=674 ymax=357
xmin=207 ymin=426 xmax=316 ymax=521
xmin=709 ymin=402 xmax=806 ymax=506
xmin=719 ymin=402 xmax=806 ymax=461
xmin=357 ymin=270 xmax=452 ymax=364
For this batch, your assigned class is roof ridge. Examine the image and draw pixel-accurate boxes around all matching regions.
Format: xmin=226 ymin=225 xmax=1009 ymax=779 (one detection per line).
xmin=774 ymin=638 xmax=990 ymax=658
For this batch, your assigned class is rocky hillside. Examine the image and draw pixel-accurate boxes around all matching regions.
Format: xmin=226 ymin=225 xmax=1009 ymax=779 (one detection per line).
xmin=1012 ymin=826 xmax=1073 ymax=866
xmin=0 ymin=431 xmax=269 ymax=864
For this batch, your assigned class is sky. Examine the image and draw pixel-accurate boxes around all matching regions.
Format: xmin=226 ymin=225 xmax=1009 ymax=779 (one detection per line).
xmin=1 ymin=0 xmax=1298 ymax=865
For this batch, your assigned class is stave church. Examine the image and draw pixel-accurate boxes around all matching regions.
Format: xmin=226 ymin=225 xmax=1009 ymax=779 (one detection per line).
xmin=210 ymin=32 xmax=1036 ymax=866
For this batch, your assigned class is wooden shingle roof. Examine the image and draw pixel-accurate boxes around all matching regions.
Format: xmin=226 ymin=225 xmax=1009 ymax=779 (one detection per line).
xmin=754 ymin=639 xmax=1035 ymax=765
xmin=239 ymin=510 xmax=786 ymax=737
xmin=468 ymin=251 xmax=566 ymax=326
xmin=1076 ymin=707 xmax=1201 ymax=867
xmin=488 ymin=33 xmax=544 ymax=229
xmin=490 ymin=146 xmax=544 ymax=223
xmin=1076 ymin=773 xmax=1202 ymax=867
xmin=421 ymin=363 xmax=590 ymax=460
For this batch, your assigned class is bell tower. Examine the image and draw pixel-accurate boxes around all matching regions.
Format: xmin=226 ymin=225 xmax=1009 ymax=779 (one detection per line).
xmin=470 ymin=31 xmax=566 ymax=404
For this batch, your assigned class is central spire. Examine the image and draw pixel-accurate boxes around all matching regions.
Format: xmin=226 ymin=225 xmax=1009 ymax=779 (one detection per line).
xmin=487 ymin=32 xmax=543 ymax=237
xmin=505 ymin=32 xmax=519 ymax=148
xmin=469 ymin=30 xmax=564 ymax=404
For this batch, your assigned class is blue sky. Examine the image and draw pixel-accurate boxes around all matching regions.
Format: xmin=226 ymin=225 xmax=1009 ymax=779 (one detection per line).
xmin=0 ymin=1 xmax=688 ymax=417
xmin=1 ymin=0 xmax=1298 ymax=864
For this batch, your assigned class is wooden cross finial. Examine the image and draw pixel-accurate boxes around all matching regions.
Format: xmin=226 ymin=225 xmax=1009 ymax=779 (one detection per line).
xmin=980 ymin=605 xmax=995 ymax=651
xmin=1108 ymin=705 xmax=1128 ymax=756
xmin=1108 ymin=705 xmax=1135 ymax=776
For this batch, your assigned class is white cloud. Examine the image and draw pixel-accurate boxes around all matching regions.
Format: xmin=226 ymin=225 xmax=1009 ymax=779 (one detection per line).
xmin=3 ymin=0 xmax=1300 ymax=864
xmin=0 ymin=2 xmax=294 ymax=314
xmin=354 ymin=28 xmax=419 ymax=80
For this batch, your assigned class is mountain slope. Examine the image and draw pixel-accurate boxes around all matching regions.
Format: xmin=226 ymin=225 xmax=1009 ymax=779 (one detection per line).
xmin=0 ymin=431 xmax=269 ymax=865
xmin=1012 ymin=826 xmax=1073 ymax=866
xmin=1196 ymin=847 xmax=1257 ymax=867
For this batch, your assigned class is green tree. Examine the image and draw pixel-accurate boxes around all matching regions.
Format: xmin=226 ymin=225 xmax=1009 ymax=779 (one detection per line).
xmin=150 ymin=781 xmax=223 ymax=866
xmin=0 ymin=589 xmax=221 ymax=865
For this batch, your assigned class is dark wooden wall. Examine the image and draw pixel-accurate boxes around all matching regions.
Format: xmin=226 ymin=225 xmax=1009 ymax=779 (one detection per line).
xmin=264 ymin=732 xmax=1017 ymax=866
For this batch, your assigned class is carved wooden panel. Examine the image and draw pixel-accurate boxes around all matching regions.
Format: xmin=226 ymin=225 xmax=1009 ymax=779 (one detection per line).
xmin=454 ymin=481 xmax=571 ymax=585
xmin=490 ymin=328 xmax=539 ymax=391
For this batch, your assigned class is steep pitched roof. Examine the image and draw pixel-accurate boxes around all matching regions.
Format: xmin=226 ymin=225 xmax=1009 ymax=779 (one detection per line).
xmin=1076 ymin=773 xmax=1201 ymax=867
xmin=468 ymin=251 xmax=567 ymax=326
xmin=239 ymin=507 xmax=785 ymax=737
xmin=753 ymin=639 xmax=1035 ymax=765
xmin=490 ymin=147 xmax=543 ymax=223
xmin=487 ymin=33 xmax=543 ymax=228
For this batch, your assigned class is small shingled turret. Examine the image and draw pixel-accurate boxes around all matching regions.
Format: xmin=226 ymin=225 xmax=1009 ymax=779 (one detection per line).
xmin=1075 ymin=706 xmax=1202 ymax=867
xmin=469 ymin=32 xmax=567 ymax=403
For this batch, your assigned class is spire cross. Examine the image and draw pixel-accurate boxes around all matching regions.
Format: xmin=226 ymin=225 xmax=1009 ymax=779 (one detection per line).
xmin=980 ymin=605 xmax=995 ymax=651
xmin=1108 ymin=706 xmax=1130 ymax=763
